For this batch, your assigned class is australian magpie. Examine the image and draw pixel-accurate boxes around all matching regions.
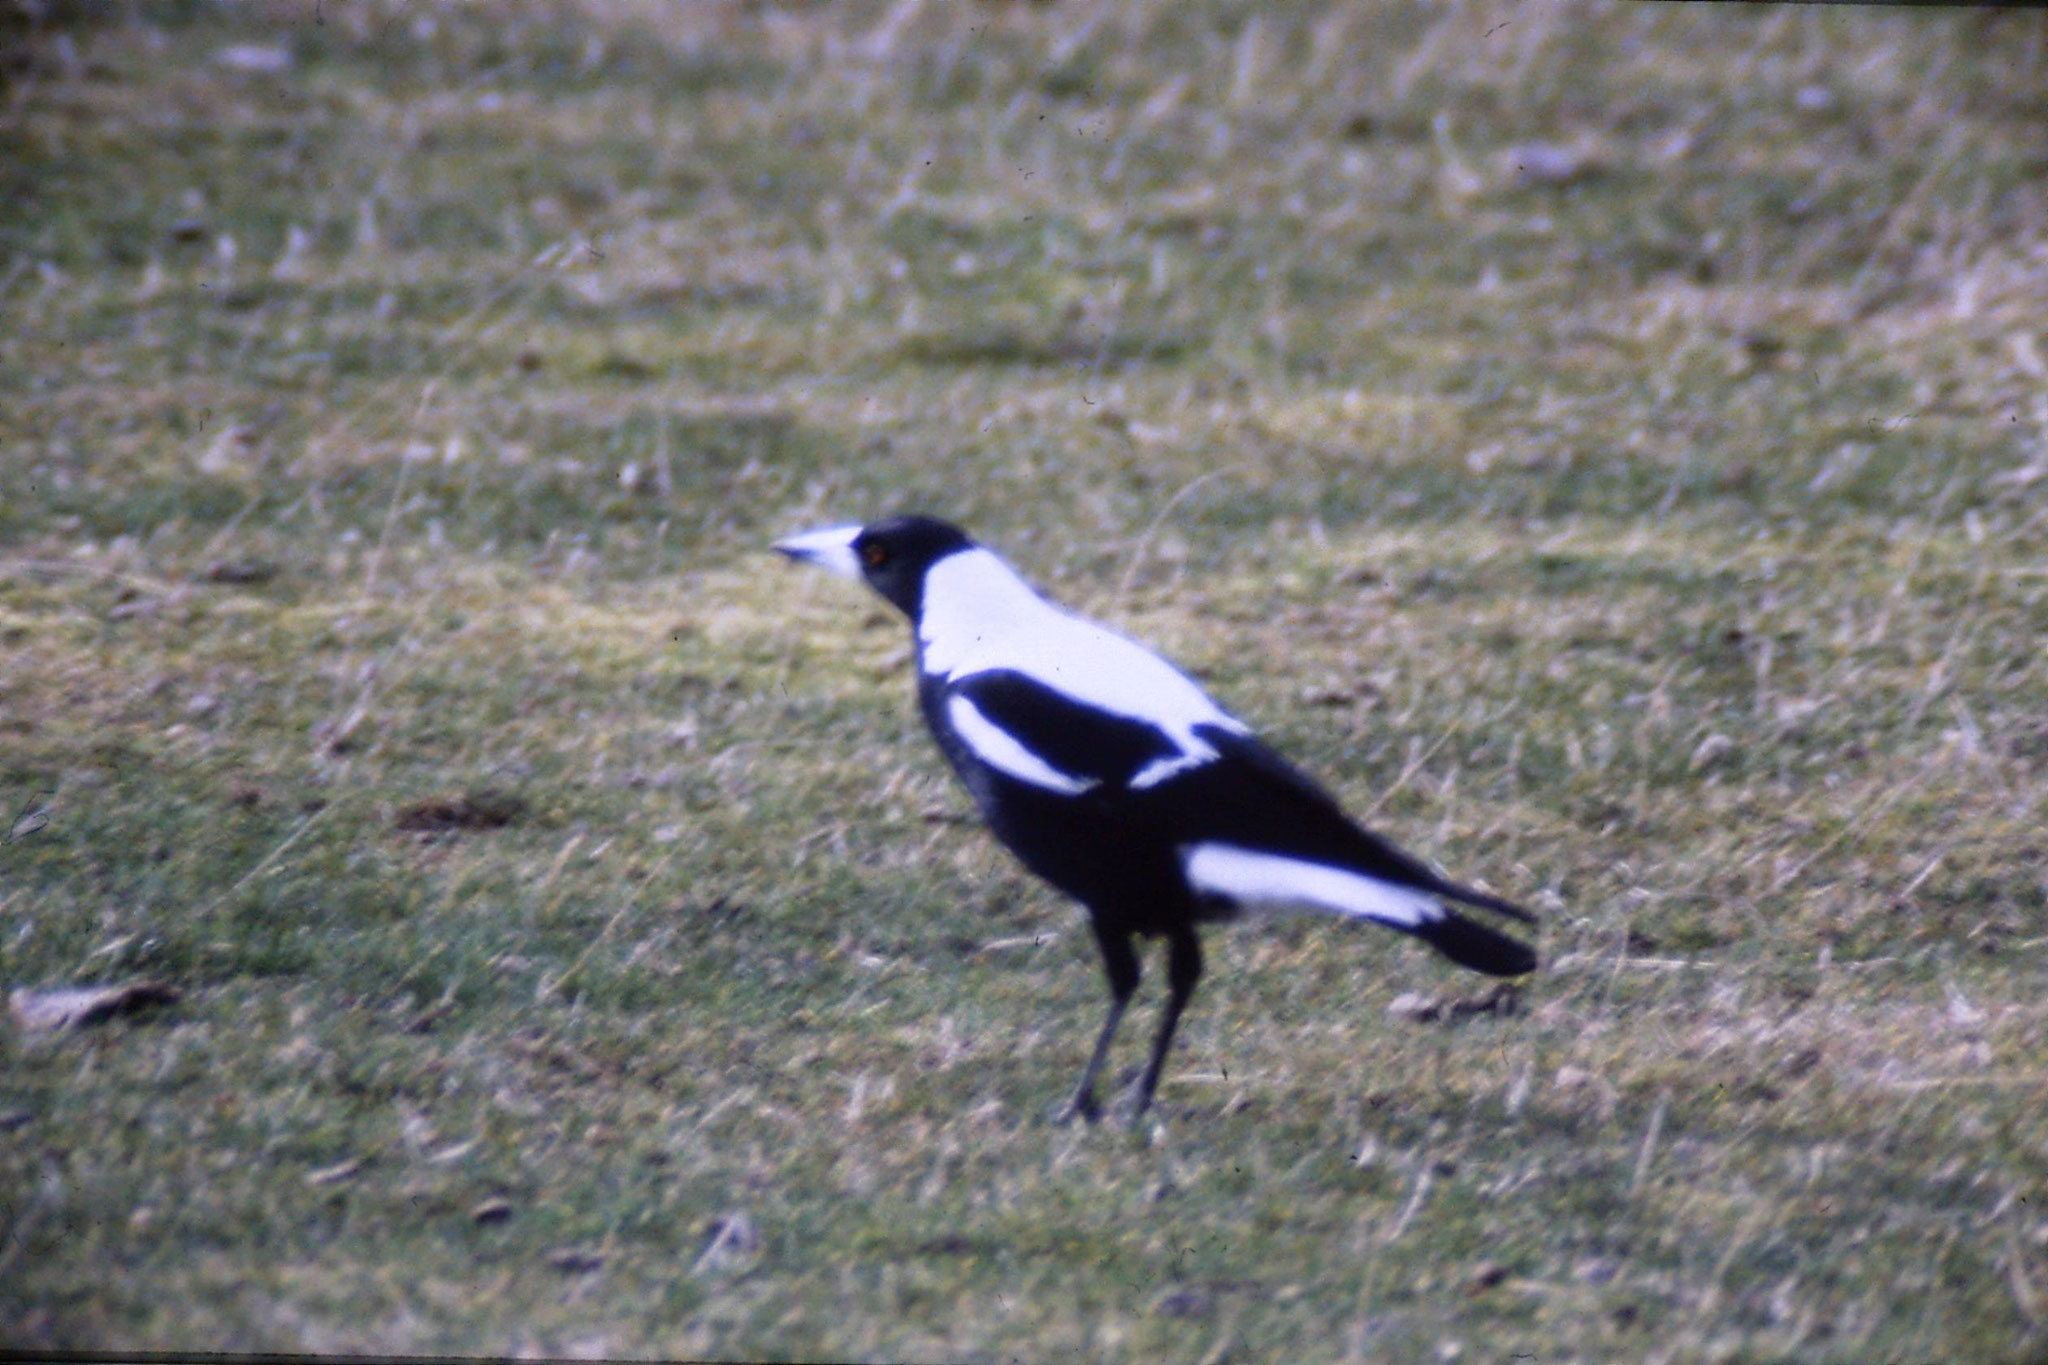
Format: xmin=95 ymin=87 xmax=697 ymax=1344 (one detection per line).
xmin=774 ymin=514 xmax=1537 ymax=1124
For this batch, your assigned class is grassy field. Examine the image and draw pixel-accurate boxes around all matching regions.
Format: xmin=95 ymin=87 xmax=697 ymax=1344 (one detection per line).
xmin=5 ymin=0 xmax=2048 ymax=1359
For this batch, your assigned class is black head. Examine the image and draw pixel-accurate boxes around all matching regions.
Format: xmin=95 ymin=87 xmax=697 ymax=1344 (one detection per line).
xmin=774 ymin=514 xmax=975 ymax=619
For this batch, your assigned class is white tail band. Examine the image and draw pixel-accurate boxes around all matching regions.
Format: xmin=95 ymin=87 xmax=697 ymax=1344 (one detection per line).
xmin=1181 ymin=843 xmax=1443 ymax=928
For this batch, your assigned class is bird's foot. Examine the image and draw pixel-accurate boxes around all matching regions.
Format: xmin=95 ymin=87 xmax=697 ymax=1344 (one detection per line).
xmin=1052 ymin=1091 xmax=1102 ymax=1126
xmin=1113 ymin=1080 xmax=1162 ymax=1132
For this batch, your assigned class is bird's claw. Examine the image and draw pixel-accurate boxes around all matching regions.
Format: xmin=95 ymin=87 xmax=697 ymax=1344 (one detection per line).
xmin=1052 ymin=1092 xmax=1101 ymax=1126
xmin=1115 ymin=1083 xmax=1160 ymax=1132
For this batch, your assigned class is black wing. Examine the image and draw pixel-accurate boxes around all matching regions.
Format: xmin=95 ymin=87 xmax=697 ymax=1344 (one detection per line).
xmin=948 ymin=669 xmax=1184 ymax=790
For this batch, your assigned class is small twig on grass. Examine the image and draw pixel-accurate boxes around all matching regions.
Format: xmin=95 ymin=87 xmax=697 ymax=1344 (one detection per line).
xmin=1880 ymin=1074 xmax=2048 ymax=1092
xmin=534 ymin=833 xmax=587 ymax=902
xmin=1357 ymin=727 xmax=1460 ymax=823
xmin=1865 ymin=473 xmax=1963 ymax=647
xmin=536 ymin=899 xmax=637 ymax=1004
xmin=1112 ymin=469 xmax=1232 ymax=608
xmin=1897 ymin=847 xmax=1948 ymax=902
xmin=363 ymin=379 xmax=441 ymax=594
xmin=1631 ymin=1091 xmax=1670 ymax=1195
xmin=0 ymin=558 xmax=179 ymax=597
xmin=198 ymin=488 xmax=268 ymax=563
xmin=1846 ymin=113 xmax=1968 ymax=309
xmin=1767 ymin=752 xmax=1935 ymax=895
xmin=691 ymin=1088 xmax=753 ymax=1134
xmin=196 ymin=804 xmax=332 ymax=921
xmin=1382 ymin=1162 xmax=1434 ymax=1244
xmin=974 ymin=933 xmax=1060 ymax=954
xmin=1693 ymin=1206 xmax=1772 ymax=1326
xmin=1545 ymin=953 xmax=1715 ymax=973
xmin=1901 ymin=603 xmax=1982 ymax=738
xmin=2005 ymin=1225 xmax=2043 ymax=1326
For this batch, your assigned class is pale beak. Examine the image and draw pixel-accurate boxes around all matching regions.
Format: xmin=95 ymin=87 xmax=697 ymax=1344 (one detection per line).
xmin=772 ymin=524 xmax=865 ymax=581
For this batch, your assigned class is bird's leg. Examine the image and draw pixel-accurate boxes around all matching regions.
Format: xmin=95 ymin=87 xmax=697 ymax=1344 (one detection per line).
xmin=1055 ymin=924 xmax=1139 ymax=1125
xmin=1056 ymin=997 xmax=1126 ymax=1126
xmin=1127 ymin=927 xmax=1203 ymax=1126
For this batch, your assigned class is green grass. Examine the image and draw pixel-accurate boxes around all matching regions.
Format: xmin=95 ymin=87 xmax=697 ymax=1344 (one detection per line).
xmin=5 ymin=0 xmax=2048 ymax=1359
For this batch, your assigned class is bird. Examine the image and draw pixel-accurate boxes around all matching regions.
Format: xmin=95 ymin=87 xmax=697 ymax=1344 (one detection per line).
xmin=774 ymin=514 xmax=1537 ymax=1125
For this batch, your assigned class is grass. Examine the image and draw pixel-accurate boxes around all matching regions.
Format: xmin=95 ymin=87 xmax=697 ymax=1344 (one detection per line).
xmin=4 ymin=0 xmax=2048 ymax=1359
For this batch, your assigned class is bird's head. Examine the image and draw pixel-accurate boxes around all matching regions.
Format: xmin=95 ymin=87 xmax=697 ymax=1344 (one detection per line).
xmin=773 ymin=514 xmax=974 ymax=619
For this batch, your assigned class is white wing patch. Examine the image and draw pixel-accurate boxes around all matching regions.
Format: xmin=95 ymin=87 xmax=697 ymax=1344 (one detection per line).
xmin=1130 ymin=750 xmax=1216 ymax=790
xmin=1181 ymin=843 xmax=1444 ymax=928
xmin=947 ymin=694 xmax=1099 ymax=795
xmin=919 ymin=549 xmax=1247 ymax=788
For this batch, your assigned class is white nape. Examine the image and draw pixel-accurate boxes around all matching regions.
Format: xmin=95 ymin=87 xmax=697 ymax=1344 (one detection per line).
xmin=1180 ymin=843 xmax=1444 ymax=928
xmin=918 ymin=548 xmax=1247 ymax=786
xmin=947 ymin=694 xmax=1099 ymax=795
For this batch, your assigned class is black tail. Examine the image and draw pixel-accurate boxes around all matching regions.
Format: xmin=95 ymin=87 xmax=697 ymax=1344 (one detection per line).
xmin=1415 ymin=909 xmax=1537 ymax=977
xmin=1435 ymin=876 xmax=1537 ymax=926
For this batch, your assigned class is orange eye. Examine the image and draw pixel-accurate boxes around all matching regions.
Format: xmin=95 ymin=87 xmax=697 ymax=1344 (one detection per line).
xmin=861 ymin=543 xmax=890 ymax=569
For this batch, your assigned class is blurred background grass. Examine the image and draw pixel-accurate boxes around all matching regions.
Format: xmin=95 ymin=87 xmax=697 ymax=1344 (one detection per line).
xmin=4 ymin=1 xmax=2048 ymax=1359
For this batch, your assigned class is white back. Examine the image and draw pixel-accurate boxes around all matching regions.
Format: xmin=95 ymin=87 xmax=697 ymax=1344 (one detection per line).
xmin=917 ymin=549 xmax=1249 ymax=787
